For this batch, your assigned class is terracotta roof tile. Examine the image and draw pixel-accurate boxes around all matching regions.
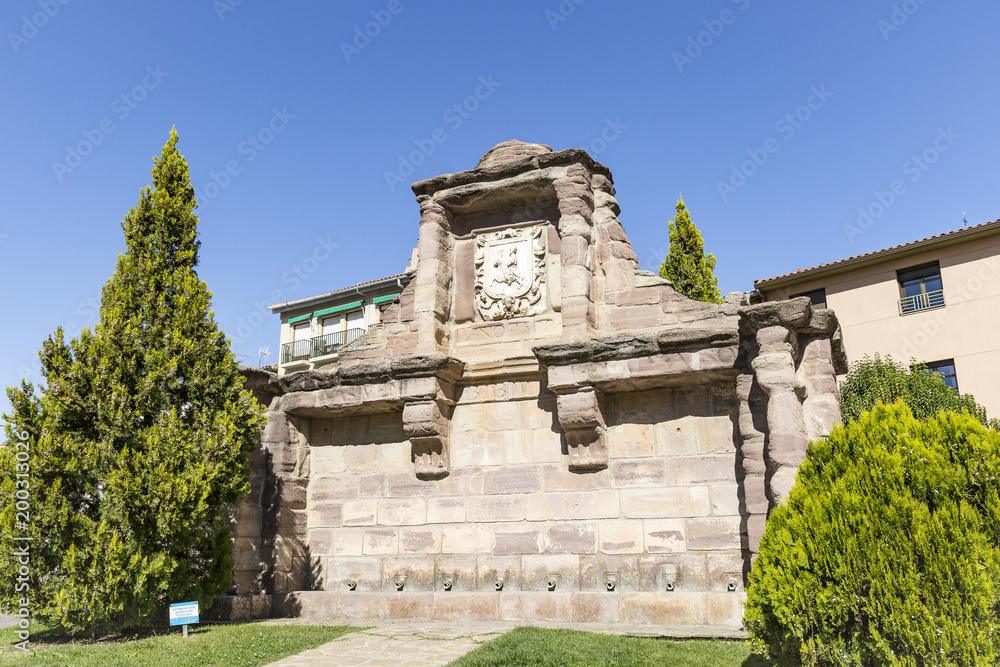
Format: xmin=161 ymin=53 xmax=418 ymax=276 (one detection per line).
xmin=755 ymin=219 xmax=1000 ymax=287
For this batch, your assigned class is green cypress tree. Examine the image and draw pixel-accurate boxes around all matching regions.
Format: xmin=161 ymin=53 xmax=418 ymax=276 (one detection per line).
xmin=658 ymin=197 xmax=722 ymax=303
xmin=0 ymin=129 xmax=265 ymax=635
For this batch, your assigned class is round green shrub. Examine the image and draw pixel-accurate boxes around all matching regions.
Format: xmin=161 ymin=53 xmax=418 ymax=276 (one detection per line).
xmin=839 ymin=354 xmax=999 ymax=430
xmin=745 ymin=402 xmax=1000 ymax=665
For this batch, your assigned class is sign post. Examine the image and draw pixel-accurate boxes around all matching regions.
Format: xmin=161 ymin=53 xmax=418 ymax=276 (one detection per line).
xmin=169 ymin=601 xmax=199 ymax=638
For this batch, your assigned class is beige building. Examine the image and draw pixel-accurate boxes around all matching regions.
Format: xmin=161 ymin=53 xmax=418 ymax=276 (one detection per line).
xmin=269 ymin=271 xmax=414 ymax=375
xmin=755 ymin=219 xmax=1000 ymax=418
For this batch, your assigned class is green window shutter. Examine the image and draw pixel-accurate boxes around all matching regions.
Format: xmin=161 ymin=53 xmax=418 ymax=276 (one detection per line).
xmin=288 ymin=313 xmax=312 ymax=324
xmin=314 ymin=300 xmax=364 ymax=318
xmin=373 ymin=293 xmax=401 ymax=305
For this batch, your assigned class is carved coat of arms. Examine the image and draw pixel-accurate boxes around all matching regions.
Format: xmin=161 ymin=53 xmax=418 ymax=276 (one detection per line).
xmin=474 ymin=226 xmax=546 ymax=321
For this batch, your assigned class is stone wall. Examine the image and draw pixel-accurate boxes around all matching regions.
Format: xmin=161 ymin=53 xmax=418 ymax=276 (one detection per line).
xmin=220 ymin=141 xmax=847 ymax=632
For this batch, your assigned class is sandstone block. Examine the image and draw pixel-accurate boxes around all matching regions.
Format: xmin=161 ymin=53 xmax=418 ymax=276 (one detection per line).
xmin=655 ymin=418 xmax=699 ymax=456
xmin=501 ymin=592 xmax=574 ymax=622
xmin=385 ymin=472 xmax=438 ymax=498
xmin=310 ymin=476 xmax=359 ymax=502
xmin=467 ymin=495 xmax=527 ymax=522
xmin=434 ymin=556 xmax=477 ymax=591
xmin=492 ymin=527 xmax=542 ymax=556
xmin=527 ymin=490 xmax=619 ymax=521
xmin=332 ymin=528 xmax=363 ymax=556
xmin=570 ymin=592 xmax=621 ymax=624
xmin=620 ymin=592 xmax=706 ymax=625
xmin=382 ymin=557 xmax=435 ymax=590
xmin=336 ymin=592 xmax=388 ymax=618
xmin=643 ymin=519 xmax=686 ymax=554
xmin=521 ymin=554 xmax=580 ymax=591
xmin=638 ymin=554 xmax=709 ymax=592
xmin=597 ymin=520 xmax=644 ymax=555
xmin=307 ymin=503 xmax=343 ymax=529
xmin=608 ymin=423 xmax=655 ymax=458
xmin=433 ymin=592 xmax=498 ymax=620
xmin=685 ymin=517 xmax=741 ymax=551
xmin=376 ymin=442 xmax=411 ymax=473
xmin=311 ymin=446 xmax=346 ymax=475
xmin=378 ymin=498 xmax=427 ymax=526
xmin=580 ymin=554 xmax=640 ymax=592
xmin=442 ymin=524 xmax=491 ymax=554
xmin=621 ymin=487 xmax=710 ymax=518
xmin=399 ymin=527 xmax=442 ymax=554
xmin=477 ymin=556 xmax=521 ymax=592
xmin=541 ymin=465 xmax=611 ymax=492
xmin=502 ymin=431 xmax=534 ymax=465
xmin=543 ymin=522 xmax=597 ymax=554
xmin=697 ymin=416 xmax=737 ymax=453
xmin=611 ymin=305 xmax=663 ymax=330
xmin=709 ymin=484 xmax=741 ymax=516
xmin=427 ymin=497 xmax=466 ymax=524
xmin=359 ymin=474 xmax=387 ymax=499
xmin=484 ymin=465 xmax=542 ymax=495
xmin=532 ymin=427 xmax=564 ymax=463
xmin=610 ymin=458 xmax=667 ymax=487
xmin=706 ymin=592 xmax=747 ymax=628
xmin=362 ymin=528 xmax=398 ymax=555
xmin=670 ymin=456 xmax=737 ymax=486
xmin=341 ymin=500 xmax=378 ymax=527
xmin=308 ymin=528 xmax=333 ymax=557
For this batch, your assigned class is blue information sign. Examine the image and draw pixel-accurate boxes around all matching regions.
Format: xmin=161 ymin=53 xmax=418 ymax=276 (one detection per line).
xmin=169 ymin=601 xmax=199 ymax=627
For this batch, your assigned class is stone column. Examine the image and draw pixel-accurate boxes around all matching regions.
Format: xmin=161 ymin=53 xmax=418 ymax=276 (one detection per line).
xmin=751 ymin=324 xmax=808 ymax=505
xmin=412 ymin=195 xmax=454 ymax=355
xmin=259 ymin=399 xmax=311 ymax=593
xmin=735 ymin=373 xmax=769 ymax=556
xmin=553 ymin=165 xmax=596 ymax=339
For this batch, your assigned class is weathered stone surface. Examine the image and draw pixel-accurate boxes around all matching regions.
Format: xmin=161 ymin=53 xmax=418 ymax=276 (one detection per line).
xmin=236 ymin=139 xmax=844 ymax=633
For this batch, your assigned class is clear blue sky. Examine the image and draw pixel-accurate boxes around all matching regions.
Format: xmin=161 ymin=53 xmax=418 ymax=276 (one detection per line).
xmin=2 ymin=1 xmax=998 ymax=418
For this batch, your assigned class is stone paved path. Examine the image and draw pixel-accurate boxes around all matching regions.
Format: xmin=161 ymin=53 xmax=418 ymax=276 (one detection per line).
xmin=263 ymin=620 xmax=515 ymax=667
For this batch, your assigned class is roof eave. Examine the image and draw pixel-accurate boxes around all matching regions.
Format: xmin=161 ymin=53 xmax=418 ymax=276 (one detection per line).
xmin=755 ymin=220 xmax=1000 ymax=292
xmin=268 ymin=274 xmax=409 ymax=314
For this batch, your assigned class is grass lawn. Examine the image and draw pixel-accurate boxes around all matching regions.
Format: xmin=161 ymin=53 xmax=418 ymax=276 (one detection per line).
xmin=0 ymin=621 xmax=360 ymax=666
xmin=447 ymin=627 xmax=765 ymax=667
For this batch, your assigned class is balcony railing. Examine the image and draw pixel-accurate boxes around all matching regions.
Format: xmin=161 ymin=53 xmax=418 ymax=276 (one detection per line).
xmin=899 ymin=289 xmax=945 ymax=315
xmin=280 ymin=326 xmax=375 ymax=364
xmin=280 ymin=338 xmax=312 ymax=363
xmin=313 ymin=327 xmax=369 ymax=357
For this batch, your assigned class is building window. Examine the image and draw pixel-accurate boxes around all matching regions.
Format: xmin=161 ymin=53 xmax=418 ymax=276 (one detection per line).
xmin=897 ymin=262 xmax=945 ymax=315
xmin=289 ymin=322 xmax=312 ymax=361
xmin=924 ymin=359 xmax=958 ymax=391
xmin=792 ymin=288 xmax=827 ymax=309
